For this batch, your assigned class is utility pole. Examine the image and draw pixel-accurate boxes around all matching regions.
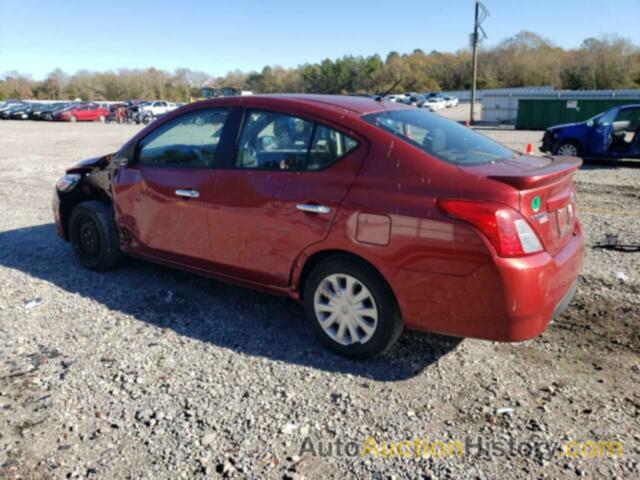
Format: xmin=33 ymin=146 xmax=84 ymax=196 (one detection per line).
xmin=470 ymin=0 xmax=489 ymax=125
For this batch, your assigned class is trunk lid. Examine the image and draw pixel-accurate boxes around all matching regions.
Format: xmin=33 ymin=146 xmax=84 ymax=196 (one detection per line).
xmin=461 ymin=155 xmax=581 ymax=256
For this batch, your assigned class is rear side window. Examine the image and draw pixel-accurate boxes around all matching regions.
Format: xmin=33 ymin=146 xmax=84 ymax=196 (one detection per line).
xmin=138 ymin=108 xmax=229 ymax=167
xmin=362 ymin=109 xmax=515 ymax=165
xmin=308 ymin=125 xmax=358 ymax=170
xmin=236 ymin=110 xmax=358 ymax=171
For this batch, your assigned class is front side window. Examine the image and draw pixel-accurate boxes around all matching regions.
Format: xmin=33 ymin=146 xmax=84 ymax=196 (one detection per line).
xmin=363 ymin=109 xmax=515 ymax=165
xmin=236 ymin=110 xmax=358 ymax=171
xmin=138 ymin=108 xmax=229 ymax=167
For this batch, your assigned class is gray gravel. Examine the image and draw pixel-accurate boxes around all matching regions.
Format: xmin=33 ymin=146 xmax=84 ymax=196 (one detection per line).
xmin=0 ymin=120 xmax=638 ymax=479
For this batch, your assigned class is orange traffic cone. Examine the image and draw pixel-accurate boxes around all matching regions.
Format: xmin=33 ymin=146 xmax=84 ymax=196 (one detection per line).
xmin=525 ymin=143 xmax=533 ymax=155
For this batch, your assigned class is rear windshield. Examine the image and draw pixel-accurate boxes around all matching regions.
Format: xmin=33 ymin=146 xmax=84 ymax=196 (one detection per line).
xmin=362 ymin=109 xmax=515 ymax=165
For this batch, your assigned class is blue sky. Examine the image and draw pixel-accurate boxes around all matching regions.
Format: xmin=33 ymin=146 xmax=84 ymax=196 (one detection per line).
xmin=1 ymin=0 xmax=639 ymax=79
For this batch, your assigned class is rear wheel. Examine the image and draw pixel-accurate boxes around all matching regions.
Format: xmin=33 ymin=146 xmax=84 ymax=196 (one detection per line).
xmin=69 ymin=115 xmax=77 ymax=123
xmin=69 ymin=201 xmax=124 ymax=271
xmin=553 ymin=139 xmax=581 ymax=157
xmin=303 ymin=255 xmax=403 ymax=359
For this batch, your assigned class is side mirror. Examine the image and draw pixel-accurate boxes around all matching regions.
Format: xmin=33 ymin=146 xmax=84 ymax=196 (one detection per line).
xmin=112 ymin=143 xmax=135 ymax=167
xmin=112 ymin=151 xmax=129 ymax=167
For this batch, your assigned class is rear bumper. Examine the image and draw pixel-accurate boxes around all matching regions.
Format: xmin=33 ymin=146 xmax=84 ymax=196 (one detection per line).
xmin=390 ymin=223 xmax=584 ymax=342
xmin=552 ymin=276 xmax=578 ymax=320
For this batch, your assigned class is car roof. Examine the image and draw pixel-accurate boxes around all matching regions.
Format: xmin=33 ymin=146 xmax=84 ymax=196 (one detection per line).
xmin=203 ymin=94 xmax=401 ymax=117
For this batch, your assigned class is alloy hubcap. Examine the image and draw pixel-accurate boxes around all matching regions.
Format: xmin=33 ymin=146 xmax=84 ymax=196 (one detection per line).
xmin=558 ymin=144 xmax=578 ymax=156
xmin=313 ymin=274 xmax=378 ymax=346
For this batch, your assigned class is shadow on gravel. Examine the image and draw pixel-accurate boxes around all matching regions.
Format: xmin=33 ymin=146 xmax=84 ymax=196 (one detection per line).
xmin=0 ymin=224 xmax=462 ymax=381
xmin=581 ymin=158 xmax=640 ymax=169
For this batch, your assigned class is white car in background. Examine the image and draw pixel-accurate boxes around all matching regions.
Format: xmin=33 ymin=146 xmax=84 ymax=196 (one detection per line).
xmin=423 ymin=97 xmax=447 ymax=111
xmin=385 ymin=94 xmax=408 ymax=103
xmin=139 ymin=101 xmax=178 ymax=118
xmin=443 ymin=96 xmax=459 ymax=108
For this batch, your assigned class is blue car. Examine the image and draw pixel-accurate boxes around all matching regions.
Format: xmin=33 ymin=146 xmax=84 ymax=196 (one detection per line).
xmin=541 ymin=104 xmax=640 ymax=160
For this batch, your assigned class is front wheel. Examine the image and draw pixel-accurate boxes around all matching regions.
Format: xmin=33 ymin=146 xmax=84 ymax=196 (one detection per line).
xmin=553 ymin=140 xmax=582 ymax=157
xmin=69 ymin=201 xmax=124 ymax=271
xmin=303 ymin=255 xmax=403 ymax=359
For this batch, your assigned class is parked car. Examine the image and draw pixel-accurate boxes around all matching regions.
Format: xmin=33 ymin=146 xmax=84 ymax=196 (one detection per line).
xmin=139 ymin=101 xmax=178 ymax=118
xmin=123 ymin=102 xmax=153 ymax=124
xmin=30 ymin=103 xmax=66 ymax=120
xmin=403 ymin=93 xmax=428 ymax=108
xmin=0 ymin=99 xmax=21 ymax=110
xmin=385 ymin=94 xmax=408 ymax=103
xmin=443 ymin=96 xmax=459 ymax=108
xmin=54 ymin=103 xmax=109 ymax=122
xmin=541 ymin=104 xmax=640 ymax=160
xmin=395 ymin=96 xmax=413 ymax=106
xmin=0 ymin=102 xmax=27 ymax=119
xmin=53 ymin=95 xmax=583 ymax=358
xmin=8 ymin=103 xmax=38 ymax=119
xmin=423 ymin=97 xmax=446 ymax=111
xmin=43 ymin=103 xmax=75 ymax=121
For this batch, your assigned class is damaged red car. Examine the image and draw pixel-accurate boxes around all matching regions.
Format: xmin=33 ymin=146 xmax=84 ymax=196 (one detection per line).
xmin=53 ymin=95 xmax=584 ymax=358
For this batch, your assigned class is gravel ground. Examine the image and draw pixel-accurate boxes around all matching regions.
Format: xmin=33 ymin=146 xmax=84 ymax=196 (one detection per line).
xmin=0 ymin=119 xmax=638 ymax=480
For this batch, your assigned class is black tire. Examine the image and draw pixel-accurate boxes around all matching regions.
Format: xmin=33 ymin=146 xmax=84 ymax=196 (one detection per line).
xmin=68 ymin=201 xmax=124 ymax=271
xmin=552 ymin=139 xmax=582 ymax=157
xmin=303 ymin=255 xmax=403 ymax=359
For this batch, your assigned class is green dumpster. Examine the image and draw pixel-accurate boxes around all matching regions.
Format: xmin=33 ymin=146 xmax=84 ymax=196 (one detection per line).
xmin=516 ymin=98 xmax=640 ymax=130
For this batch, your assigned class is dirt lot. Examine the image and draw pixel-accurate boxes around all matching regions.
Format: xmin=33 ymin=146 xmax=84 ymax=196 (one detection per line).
xmin=0 ymin=118 xmax=638 ymax=479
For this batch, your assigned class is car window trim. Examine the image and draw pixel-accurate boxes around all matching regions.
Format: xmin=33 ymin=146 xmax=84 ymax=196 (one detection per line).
xmin=131 ymin=106 xmax=233 ymax=170
xmin=218 ymin=107 xmax=361 ymax=173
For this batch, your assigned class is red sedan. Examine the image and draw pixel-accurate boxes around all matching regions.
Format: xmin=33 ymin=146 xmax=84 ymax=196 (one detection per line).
xmin=52 ymin=95 xmax=584 ymax=358
xmin=55 ymin=103 xmax=109 ymax=122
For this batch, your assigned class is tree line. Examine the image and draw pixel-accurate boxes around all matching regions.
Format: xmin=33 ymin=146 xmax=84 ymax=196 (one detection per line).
xmin=1 ymin=31 xmax=638 ymax=102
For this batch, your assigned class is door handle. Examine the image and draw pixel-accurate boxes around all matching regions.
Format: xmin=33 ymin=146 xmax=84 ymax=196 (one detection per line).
xmin=175 ymin=189 xmax=200 ymax=199
xmin=296 ymin=204 xmax=330 ymax=214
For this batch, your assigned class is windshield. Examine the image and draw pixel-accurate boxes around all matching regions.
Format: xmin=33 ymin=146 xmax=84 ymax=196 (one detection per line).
xmin=363 ymin=109 xmax=515 ymax=165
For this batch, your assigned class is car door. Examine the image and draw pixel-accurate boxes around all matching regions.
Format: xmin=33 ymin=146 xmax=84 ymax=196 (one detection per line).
xmin=629 ymin=107 xmax=640 ymax=158
xmin=613 ymin=106 xmax=640 ymax=158
xmin=207 ymin=108 xmax=367 ymax=286
xmin=81 ymin=105 xmax=94 ymax=121
xmin=112 ymin=107 xmax=231 ymax=265
xmin=588 ymin=107 xmax=618 ymax=157
xmin=85 ymin=105 xmax=97 ymax=121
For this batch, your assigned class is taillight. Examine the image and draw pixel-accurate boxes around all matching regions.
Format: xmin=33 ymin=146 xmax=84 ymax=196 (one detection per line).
xmin=437 ymin=199 xmax=543 ymax=257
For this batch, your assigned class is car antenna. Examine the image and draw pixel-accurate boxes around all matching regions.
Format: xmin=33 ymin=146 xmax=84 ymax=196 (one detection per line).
xmin=375 ymin=76 xmax=403 ymax=102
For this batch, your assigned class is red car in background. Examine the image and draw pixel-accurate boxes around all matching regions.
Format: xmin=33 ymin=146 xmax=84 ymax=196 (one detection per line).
xmin=52 ymin=95 xmax=584 ymax=359
xmin=55 ymin=103 xmax=109 ymax=122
